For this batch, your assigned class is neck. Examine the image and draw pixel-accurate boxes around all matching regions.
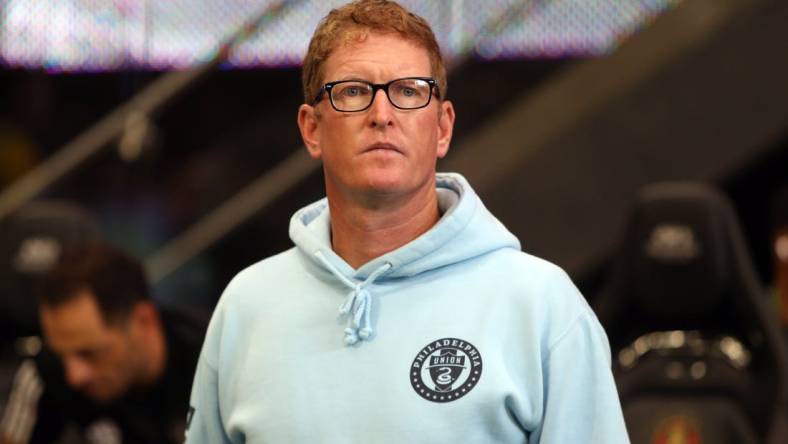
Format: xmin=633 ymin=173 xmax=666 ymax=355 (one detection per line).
xmin=327 ymin=179 xmax=441 ymax=269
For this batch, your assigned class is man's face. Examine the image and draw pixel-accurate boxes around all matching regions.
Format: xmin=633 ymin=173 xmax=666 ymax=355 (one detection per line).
xmin=40 ymin=290 xmax=143 ymax=404
xmin=298 ymin=32 xmax=455 ymax=201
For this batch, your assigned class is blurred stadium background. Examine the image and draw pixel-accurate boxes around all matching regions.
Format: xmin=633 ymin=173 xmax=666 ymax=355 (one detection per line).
xmin=2 ymin=0 xmax=788 ymax=441
xmin=0 ymin=0 xmax=786 ymax=324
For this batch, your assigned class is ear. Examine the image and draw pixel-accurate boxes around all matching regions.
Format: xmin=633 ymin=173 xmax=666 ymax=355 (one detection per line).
xmin=436 ymin=100 xmax=455 ymax=159
xmin=129 ymin=301 xmax=159 ymax=334
xmin=298 ymin=104 xmax=322 ymax=159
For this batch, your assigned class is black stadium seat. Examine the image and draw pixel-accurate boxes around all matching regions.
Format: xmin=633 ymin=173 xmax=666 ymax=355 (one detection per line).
xmin=594 ymin=183 xmax=788 ymax=444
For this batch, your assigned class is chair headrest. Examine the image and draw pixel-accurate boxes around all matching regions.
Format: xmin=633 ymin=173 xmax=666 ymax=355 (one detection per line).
xmin=0 ymin=200 xmax=102 ymax=338
xmin=621 ymin=183 xmax=737 ymax=323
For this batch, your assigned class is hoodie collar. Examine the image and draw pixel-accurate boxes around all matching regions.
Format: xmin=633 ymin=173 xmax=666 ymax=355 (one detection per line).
xmin=289 ymin=173 xmax=520 ymax=344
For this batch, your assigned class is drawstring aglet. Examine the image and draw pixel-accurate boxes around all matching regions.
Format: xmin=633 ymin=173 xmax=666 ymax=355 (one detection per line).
xmin=358 ymin=327 xmax=372 ymax=340
xmin=344 ymin=328 xmax=360 ymax=345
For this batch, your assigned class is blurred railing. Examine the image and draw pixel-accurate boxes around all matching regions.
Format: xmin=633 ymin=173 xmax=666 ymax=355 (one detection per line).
xmin=0 ymin=0 xmax=301 ymax=222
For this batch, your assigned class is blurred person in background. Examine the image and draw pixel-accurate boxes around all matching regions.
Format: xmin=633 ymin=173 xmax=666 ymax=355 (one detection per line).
xmin=186 ymin=1 xmax=627 ymax=443
xmin=0 ymin=243 xmax=207 ymax=444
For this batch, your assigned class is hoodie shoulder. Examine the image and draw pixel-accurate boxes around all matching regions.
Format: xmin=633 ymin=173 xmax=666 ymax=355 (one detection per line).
xmin=489 ymin=248 xmax=597 ymax=339
xmin=221 ymin=247 xmax=302 ymax=302
xmin=511 ymin=249 xmax=589 ymax=308
xmin=485 ymin=247 xmax=571 ymax=283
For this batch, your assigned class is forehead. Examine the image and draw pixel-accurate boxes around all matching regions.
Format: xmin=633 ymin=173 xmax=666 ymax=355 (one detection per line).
xmin=322 ymin=31 xmax=431 ymax=81
xmin=40 ymin=290 xmax=116 ymax=351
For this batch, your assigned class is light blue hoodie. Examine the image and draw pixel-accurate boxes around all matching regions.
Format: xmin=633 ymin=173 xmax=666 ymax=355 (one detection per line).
xmin=186 ymin=173 xmax=629 ymax=443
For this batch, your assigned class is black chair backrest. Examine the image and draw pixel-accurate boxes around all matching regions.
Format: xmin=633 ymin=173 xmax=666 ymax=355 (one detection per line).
xmin=594 ymin=182 xmax=788 ymax=444
xmin=0 ymin=200 xmax=102 ymax=339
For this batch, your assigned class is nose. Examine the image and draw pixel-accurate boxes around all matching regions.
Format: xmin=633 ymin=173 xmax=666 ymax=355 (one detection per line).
xmin=367 ymin=89 xmax=394 ymax=128
xmin=63 ymin=357 xmax=93 ymax=390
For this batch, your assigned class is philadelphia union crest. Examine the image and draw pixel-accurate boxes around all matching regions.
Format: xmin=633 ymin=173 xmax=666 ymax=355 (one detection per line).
xmin=410 ymin=338 xmax=482 ymax=402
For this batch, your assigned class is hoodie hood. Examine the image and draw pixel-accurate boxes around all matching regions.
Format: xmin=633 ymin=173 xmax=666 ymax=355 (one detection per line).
xmin=289 ymin=172 xmax=520 ymax=344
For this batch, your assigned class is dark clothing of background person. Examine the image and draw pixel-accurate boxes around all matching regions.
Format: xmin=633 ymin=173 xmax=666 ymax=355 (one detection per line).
xmin=0 ymin=308 xmax=206 ymax=444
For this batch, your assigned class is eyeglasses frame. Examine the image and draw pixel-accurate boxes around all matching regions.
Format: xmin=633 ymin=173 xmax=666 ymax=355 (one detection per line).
xmin=312 ymin=77 xmax=440 ymax=112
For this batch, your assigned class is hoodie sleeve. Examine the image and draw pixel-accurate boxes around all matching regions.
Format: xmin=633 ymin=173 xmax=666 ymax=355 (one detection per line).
xmin=184 ymin=355 xmax=230 ymax=444
xmin=531 ymin=311 xmax=630 ymax=443
xmin=184 ymin=296 xmax=234 ymax=444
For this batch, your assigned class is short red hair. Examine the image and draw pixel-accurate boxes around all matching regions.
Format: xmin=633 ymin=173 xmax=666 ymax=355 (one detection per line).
xmin=301 ymin=0 xmax=447 ymax=104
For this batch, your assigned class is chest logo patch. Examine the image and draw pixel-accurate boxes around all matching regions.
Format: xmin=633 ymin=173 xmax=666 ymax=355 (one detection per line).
xmin=410 ymin=338 xmax=483 ymax=402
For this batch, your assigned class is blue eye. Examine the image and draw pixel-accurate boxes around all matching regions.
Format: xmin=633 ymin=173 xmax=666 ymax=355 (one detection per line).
xmin=392 ymin=80 xmax=426 ymax=99
xmin=336 ymin=83 xmax=369 ymax=98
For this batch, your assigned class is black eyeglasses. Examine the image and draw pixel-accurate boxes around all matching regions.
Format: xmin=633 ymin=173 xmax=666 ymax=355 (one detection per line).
xmin=313 ymin=77 xmax=440 ymax=112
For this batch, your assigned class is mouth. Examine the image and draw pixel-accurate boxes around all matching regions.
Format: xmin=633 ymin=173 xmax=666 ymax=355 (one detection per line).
xmin=362 ymin=142 xmax=404 ymax=155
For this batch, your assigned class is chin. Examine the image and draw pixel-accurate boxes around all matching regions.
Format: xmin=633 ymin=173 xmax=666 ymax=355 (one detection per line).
xmin=359 ymin=174 xmax=414 ymax=195
xmin=85 ymin=388 xmax=122 ymax=405
xmin=328 ymin=165 xmax=429 ymax=199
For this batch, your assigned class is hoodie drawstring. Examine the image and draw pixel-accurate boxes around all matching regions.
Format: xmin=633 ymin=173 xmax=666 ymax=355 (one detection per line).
xmin=314 ymin=251 xmax=392 ymax=345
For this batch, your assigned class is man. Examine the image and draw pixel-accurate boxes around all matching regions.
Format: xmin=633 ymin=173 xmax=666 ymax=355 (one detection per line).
xmin=0 ymin=243 xmax=206 ymax=444
xmin=186 ymin=1 xmax=628 ymax=442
